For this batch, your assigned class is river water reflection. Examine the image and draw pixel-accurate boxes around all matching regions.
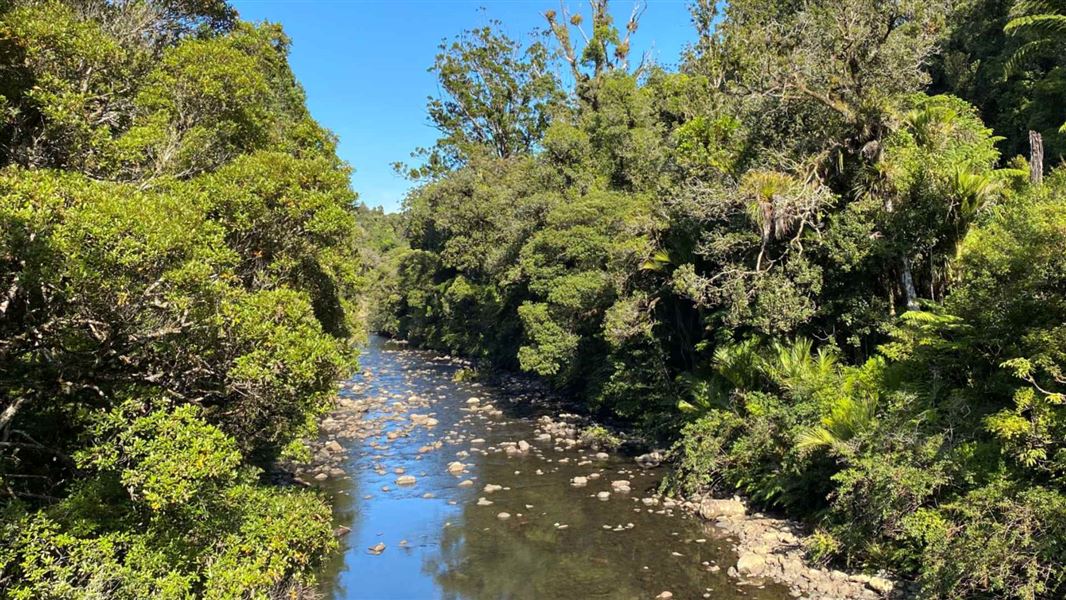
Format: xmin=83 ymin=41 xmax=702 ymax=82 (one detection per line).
xmin=315 ymin=336 xmax=789 ymax=600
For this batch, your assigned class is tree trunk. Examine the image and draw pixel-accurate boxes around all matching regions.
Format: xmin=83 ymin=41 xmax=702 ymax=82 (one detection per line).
xmin=901 ymin=256 xmax=919 ymax=312
xmin=1030 ymin=130 xmax=1043 ymax=185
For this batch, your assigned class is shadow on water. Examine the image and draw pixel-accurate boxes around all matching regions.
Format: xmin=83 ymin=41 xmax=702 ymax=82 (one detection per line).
xmin=315 ymin=336 xmax=789 ymax=600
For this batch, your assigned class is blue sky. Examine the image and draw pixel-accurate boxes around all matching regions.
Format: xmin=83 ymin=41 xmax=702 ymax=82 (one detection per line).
xmin=232 ymin=1 xmax=697 ymax=212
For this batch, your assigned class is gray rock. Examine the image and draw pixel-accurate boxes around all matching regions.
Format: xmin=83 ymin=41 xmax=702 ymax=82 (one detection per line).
xmin=737 ymin=553 xmax=766 ymax=577
xmin=699 ymin=498 xmax=746 ymax=519
xmin=867 ymin=577 xmax=894 ymax=594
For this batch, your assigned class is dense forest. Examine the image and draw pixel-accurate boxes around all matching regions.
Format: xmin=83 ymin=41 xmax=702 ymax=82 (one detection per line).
xmin=0 ymin=0 xmax=371 ymax=596
xmin=367 ymin=0 xmax=1066 ymax=598
xmin=0 ymin=0 xmax=1064 ymax=598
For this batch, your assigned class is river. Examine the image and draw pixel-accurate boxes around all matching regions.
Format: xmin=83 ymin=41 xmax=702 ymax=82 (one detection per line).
xmin=307 ymin=335 xmax=790 ymax=600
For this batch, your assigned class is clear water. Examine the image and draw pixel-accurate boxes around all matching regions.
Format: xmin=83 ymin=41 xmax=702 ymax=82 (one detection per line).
xmin=315 ymin=336 xmax=789 ymax=600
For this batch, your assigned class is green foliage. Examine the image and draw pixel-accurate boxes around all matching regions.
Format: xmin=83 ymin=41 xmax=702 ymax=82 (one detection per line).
xmin=409 ymin=22 xmax=563 ymax=175
xmin=332 ymin=0 xmax=1066 ymax=597
xmin=0 ymin=1 xmax=363 ymax=595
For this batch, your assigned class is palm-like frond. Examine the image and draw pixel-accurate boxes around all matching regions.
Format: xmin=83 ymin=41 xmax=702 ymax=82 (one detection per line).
xmin=1003 ymin=39 xmax=1058 ymax=75
xmin=1005 ymin=14 xmax=1066 ymax=35
xmin=796 ymin=393 xmax=878 ymax=456
xmin=951 ymin=165 xmax=1005 ymax=220
xmin=1004 ymin=1 xmax=1066 ymax=78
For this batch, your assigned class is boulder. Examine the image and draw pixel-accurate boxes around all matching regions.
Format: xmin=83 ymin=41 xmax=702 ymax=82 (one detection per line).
xmin=867 ymin=577 xmax=894 ymax=594
xmin=636 ymin=450 xmax=664 ymax=468
xmin=699 ymin=498 xmax=746 ymax=520
xmin=736 ymin=553 xmax=766 ymax=577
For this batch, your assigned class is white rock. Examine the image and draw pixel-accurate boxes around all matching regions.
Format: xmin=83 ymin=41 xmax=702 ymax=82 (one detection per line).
xmin=736 ymin=553 xmax=766 ymax=577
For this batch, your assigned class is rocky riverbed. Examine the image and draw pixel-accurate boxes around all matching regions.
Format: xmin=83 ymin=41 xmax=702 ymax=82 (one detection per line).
xmin=284 ymin=336 xmax=904 ymax=600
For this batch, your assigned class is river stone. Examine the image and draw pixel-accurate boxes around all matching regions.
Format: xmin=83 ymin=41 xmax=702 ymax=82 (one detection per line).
xmin=867 ymin=577 xmax=894 ymax=594
xmin=736 ymin=553 xmax=766 ymax=577
xmin=447 ymin=461 xmax=465 ymax=475
xmin=496 ymin=512 xmax=511 ymax=520
xmin=517 ymin=440 xmax=531 ymax=452
xmin=483 ymin=484 xmax=503 ymax=493
xmin=699 ymin=498 xmax=746 ymax=519
xmin=655 ymin=593 xmax=673 ymax=600
xmin=571 ymin=476 xmax=588 ymax=487
xmin=313 ymin=472 xmax=329 ymax=481
xmin=457 ymin=479 xmax=474 ymax=487
xmin=476 ymin=497 xmax=493 ymax=506
xmin=596 ymin=491 xmax=611 ymax=501
xmin=368 ymin=542 xmax=385 ymax=555
xmin=610 ymin=480 xmax=631 ymax=493
xmin=325 ymin=440 xmax=344 ymax=453
xmin=636 ymin=450 xmax=664 ymax=468
xmin=396 ymin=475 xmax=416 ymax=486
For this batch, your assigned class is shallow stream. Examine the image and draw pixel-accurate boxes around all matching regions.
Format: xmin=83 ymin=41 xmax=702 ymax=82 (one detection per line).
xmin=311 ymin=336 xmax=790 ymax=600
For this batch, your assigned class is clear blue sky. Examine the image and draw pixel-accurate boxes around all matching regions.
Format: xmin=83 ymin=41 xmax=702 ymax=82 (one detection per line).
xmin=231 ymin=1 xmax=697 ymax=212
